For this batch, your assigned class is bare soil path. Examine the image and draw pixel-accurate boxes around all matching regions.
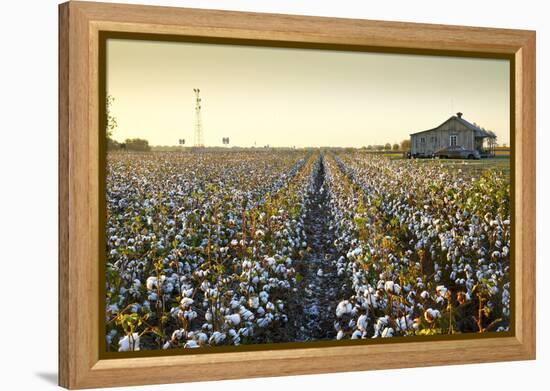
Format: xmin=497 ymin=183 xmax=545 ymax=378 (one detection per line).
xmin=295 ymin=154 xmax=339 ymax=341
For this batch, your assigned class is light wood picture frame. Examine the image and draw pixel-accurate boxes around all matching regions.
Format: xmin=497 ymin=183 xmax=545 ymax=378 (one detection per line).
xmin=59 ymin=1 xmax=536 ymax=389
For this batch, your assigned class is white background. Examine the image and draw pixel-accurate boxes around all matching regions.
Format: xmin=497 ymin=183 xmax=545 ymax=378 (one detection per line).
xmin=0 ymin=0 xmax=547 ymax=389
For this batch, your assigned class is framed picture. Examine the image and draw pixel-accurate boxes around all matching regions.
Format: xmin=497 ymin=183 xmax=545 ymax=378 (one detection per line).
xmin=59 ymin=1 xmax=536 ymax=389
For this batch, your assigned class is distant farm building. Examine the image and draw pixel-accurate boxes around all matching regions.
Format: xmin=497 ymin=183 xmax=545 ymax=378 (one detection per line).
xmin=410 ymin=112 xmax=497 ymax=158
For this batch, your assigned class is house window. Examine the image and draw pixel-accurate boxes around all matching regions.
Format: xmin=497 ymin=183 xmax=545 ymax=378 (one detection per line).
xmin=450 ymin=135 xmax=457 ymax=146
xmin=420 ymin=137 xmax=425 ymax=143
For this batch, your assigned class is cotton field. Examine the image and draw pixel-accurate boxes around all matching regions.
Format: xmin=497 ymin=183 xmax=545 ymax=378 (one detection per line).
xmin=105 ymin=150 xmax=511 ymax=352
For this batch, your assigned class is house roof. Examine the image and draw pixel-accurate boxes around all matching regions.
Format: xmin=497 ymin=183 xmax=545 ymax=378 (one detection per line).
xmin=410 ymin=114 xmax=497 ymax=138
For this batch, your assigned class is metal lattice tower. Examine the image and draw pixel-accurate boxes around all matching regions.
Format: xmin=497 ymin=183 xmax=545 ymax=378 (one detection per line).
xmin=193 ymin=88 xmax=204 ymax=147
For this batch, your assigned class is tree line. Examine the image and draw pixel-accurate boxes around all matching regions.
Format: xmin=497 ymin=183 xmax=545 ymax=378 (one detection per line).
xmin=363 ymin=139 xmax=410 ymax=152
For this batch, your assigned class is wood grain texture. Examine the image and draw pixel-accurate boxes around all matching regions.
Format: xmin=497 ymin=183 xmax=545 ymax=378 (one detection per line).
xmin=58 ymin=3 xmax=70 ymax=387
xmin=58 ymin=1 xmax=536 ymax=388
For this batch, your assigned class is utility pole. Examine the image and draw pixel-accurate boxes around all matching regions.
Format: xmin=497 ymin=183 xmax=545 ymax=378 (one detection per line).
xmin=193 ymin=88 xmax=204 ymax=147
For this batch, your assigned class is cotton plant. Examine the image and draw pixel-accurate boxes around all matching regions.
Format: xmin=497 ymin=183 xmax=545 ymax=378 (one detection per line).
xmin=105 ymin=149 xmax=510 ymax=349
xmin=105 ymin=150 xmax=318 ymax=350
xmin=325 ymin=152 xmax=510 ymax=339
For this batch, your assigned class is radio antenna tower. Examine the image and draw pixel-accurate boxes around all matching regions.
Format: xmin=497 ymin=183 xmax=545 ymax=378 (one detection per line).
xmin=193 ymin=88 xmax=204 ymax=147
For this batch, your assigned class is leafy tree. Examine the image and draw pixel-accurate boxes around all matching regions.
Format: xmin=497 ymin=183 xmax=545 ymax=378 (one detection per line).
xmin=392 ymin=143 xmax=399 ymax=151
xmin=106 ymin=95 xmax=118 ymax=139
xmin=400 ymin=139 xmax=411 ymax=151
xmin=384 ymin=143 xmax=392 ymax=150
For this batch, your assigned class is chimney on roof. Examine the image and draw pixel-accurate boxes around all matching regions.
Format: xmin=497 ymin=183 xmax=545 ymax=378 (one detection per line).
xmin=456 ymin=112 xmax=463 ymax=118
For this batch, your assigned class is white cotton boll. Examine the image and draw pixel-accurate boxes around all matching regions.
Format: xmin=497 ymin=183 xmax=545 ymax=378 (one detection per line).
xmin=351 ymin=330 xmax=362 ymax=339
xmin=163 ymin=341 xmax=172 ymax=350
xmin=436 ymin=285 xmax=448 ymax=297
xmin=396 ymin=316 xmax=408 ymax=331
xmin=230 ymin=239 xmax=239 ymax=246
xmin=317 ymin=268 xmax=324 ymax=277
xmin=259 ymin=291 xmax=269 ymax=304
xmin=255 ymin=230 xmax=265 ymax=238
xmin=209 ymin=331 xmax=226 ymax=345
xmin=384 ymin=281 xmax=401 ymax=295
xmin=205 ymin=311 xmax=213 ymax=322
xmin=172 ymin=329 xmax=184 ymax=340
xmin=381 ymin=327 xmax=394 ymax=338
xmin=118 ymin=333 xmax=140 ymax=352
xmin=336 ymin=330 xmax=345 ymax=340
xmin=240 ymin=307 xmax=255 ymax=321
xmin=184 ymin=310 xmax=197 ymax=321
xmin=196 ymin=332 xmax=208 ymax=345
xmin=375 ymin=316 xmax=389 ymax=330
xmin=336 ymin=300 xmax=352 ymax=318
xmin=107 ymin=304 xmax=119 ymax=313
xmin=180 ymin=297 xmax=194 ymax=309
xmin=257 ymin=317 xmax=270 ymax=328
xmin=357 ymin=314 xmax=368 ymax=332
xmin=185 ymin=340 xmax=199 ymax=348
xmin=207 ymin=288 xmax=219 ymax=299
xmin=148 ymin=292 xmax=158 ymax=301
xmin=276 ymin=264 xmax=287 ymax=274
xmin=424 ymin=308 xmax=441 ymax=323
xmin=146 ymin=276 xmax=157 ymax=291
xmin=228 ymin=299 xmax=240 ymax=310
xmin=226 ymin=313 xmax=241 ymax=326
xmin=248 ymin=296 xmax=260 ymax=309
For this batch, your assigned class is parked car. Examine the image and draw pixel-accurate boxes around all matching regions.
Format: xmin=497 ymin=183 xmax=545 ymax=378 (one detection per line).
xmin=434 ymin=146 xmax=480 ymax=160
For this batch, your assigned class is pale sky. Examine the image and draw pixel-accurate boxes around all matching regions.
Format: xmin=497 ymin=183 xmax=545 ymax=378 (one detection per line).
xmin=106 ymin=39 xmax=510 ymax=148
